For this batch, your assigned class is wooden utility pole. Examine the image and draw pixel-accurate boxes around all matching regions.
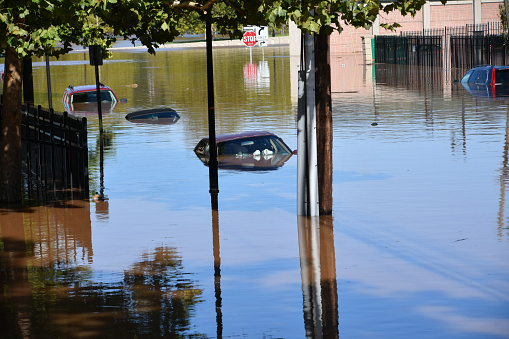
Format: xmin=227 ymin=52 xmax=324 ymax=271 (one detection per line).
xmin=314 ymin=28 xmax=333 ymax=215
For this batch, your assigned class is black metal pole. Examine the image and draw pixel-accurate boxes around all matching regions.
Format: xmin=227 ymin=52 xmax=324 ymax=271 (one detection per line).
xmin=45 ymin=55 xmax=53 ymax=110
xmin=94 ymin=64 xmax=103 ymax=137
xmin=22 ymin=57 xmax=34 ymax=104
xmin=94 ymin=62 xmax=105 ymax=199
xmin=206 ymin=19 xmax=219 ymax=210
xmin=99 ymin=133 xmax=104 ymax=198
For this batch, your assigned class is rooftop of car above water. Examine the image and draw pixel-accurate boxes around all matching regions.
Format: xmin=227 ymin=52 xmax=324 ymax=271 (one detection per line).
xmin=200 ymin=131 xmax=281 ymax=143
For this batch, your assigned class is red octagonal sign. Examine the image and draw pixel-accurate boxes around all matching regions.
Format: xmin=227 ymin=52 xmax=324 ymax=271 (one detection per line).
xmin=242 ymin=31 xmax=257 ymax=47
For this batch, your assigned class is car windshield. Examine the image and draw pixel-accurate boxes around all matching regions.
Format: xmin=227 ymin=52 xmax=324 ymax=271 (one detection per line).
xmin=461 ymin=69 xmax=474 ymax=83
xmin=470 ymin=70 xmax=489 ymax=84
xmin=218 ymin=136 xmax=291 ymax=156
xmin=71 ymin=90 xmax=116 ymax=103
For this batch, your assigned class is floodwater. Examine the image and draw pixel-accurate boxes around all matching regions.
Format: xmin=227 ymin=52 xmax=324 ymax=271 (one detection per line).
xmin=1 ymin=45 xmax=508 ymax=338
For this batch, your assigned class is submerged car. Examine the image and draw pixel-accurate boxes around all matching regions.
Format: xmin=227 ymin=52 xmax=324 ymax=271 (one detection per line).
xmin=125 ymin=108 xmax=180 ymax=124
xmin=62 ymin=84 xmax=119 ymax=113
xmin=460 ymin=65 xmax=509 ymax=98
xmin=194 ymin=131 xmax=294 ymax=171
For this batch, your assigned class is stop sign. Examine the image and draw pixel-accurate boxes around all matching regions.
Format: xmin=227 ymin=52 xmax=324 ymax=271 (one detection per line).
xmin=242 ymin=31 xmax=257 ymax=47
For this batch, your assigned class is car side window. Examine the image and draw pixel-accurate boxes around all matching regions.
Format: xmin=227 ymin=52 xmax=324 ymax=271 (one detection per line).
xmin=220 ymin=141 xmax=243 ymax=155
xmin=245 ymin=138 xmax=274 ymax=154
xmin=101 ymin=91 xmax=115 ymax=102
xmin=495 ymin=70 xmax=509 ymax=84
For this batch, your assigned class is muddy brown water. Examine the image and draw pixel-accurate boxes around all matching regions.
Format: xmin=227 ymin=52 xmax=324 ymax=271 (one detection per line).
xmin=1 ymin=47 xmax=508 ymax=338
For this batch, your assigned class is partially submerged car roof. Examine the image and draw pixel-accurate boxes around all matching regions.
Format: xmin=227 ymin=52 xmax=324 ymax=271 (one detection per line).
xmin=204 ymin=131 xmax=278 ymax=143
xmin=460 ymin=65 xmax=509 ymax=98
xmin=62 ymin=83 xmax=120 ymax=113
xmin=194 ymin=131 xmax=294 ymax=171
xmin=66 ymin=84 xmax=114 ymax=93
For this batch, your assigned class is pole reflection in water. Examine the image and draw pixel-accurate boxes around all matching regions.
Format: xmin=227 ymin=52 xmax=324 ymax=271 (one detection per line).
xmin=92 ymin=129 xmax=109 ymax=212
xmin=211 ymin=194 xmax=223 ymax=338
xmin=298 ymin=215 xmax=339 ymax=339
xmin=498 ymin=105 xmax=509 ymax=240
xmin=92 ymin=134 xmax=109 ymax=221
xmin=99 ymin=136 xmax=105 ymax=198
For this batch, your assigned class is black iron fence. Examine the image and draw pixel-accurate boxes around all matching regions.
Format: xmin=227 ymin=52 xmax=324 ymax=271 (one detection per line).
xmin=20 ymin=102 xmax=89 ymax=201
xmin=375 ymin=22 xmax=507 ymax=68
xmin=375 ymin=35 xmax=443 ymax=66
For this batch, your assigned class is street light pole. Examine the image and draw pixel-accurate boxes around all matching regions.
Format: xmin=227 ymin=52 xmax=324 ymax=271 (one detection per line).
xmin=206 ymin=19 xmax=219 ymax=210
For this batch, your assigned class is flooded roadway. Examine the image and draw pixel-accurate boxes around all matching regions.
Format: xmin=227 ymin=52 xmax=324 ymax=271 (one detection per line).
xmin=0 ymin=46 xmax=508 ymax=338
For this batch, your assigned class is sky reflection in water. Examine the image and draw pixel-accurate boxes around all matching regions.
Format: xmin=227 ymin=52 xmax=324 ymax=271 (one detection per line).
xmin=0 ymin=47 xmax=508 ymax=338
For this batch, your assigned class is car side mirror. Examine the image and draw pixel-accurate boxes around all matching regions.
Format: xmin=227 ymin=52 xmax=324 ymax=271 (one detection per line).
xmin=120 ymin=98 xmax=127 ymax=104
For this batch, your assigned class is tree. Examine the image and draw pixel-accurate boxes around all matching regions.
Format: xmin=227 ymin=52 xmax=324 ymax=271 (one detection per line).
xmin=0 ymin=0 xmax=114 ymax=205
xmin=1 ymin=0 xmax=445 ymax=205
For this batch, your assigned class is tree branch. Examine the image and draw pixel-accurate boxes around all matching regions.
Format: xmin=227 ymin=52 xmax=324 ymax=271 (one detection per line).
xmin=167 ymin=0 xmax=245 ymax=17
xmin=223 ymin=1 xmax=247 ymax=17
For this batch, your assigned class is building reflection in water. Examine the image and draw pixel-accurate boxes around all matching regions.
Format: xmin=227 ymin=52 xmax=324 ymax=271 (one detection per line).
xmin=297 ymin=215 xmax=339 ymax=339
xmin=0 ymin=200 xmax=203 ymax=338
xmin=0 ymin=201 xmax=94 ymax=266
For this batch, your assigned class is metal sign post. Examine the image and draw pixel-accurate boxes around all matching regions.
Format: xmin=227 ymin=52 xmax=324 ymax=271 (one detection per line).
xmin=256 ymin=26 xmax=269 ymax=59
xmin=89 ymin=45 xmax=107 ymax=200
xmin=242 ymin=31 xmax=257 ymax=63
xmin=89 ymin=45 xmax=104 ymax=136
xmin=206 ymin=20 xmax=219 ymax=210
xmin=45 ymin=55 xmax=53 ymax=110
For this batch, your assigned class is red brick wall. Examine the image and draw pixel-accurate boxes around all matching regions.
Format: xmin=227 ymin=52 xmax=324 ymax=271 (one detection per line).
xmin=482 ymin=2 xmax=502 ymax=22
xmin=378 ymin=10 xmax=424 ymax=33
xmin=430 ymin=4 xmax=473 ymax=27
xmin=330 ymin=25 xmax=371 ymax=54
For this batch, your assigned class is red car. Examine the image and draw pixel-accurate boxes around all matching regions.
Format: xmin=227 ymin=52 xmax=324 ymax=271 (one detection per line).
xmin=62 ymin=83 xmax=119 ymax=113
xmin=194 ymin=131 xmax=295 ymax=170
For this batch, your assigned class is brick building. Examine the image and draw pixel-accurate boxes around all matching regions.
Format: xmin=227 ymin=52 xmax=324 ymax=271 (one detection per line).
xmin=290 ymin=0 xmax=504 ymax=56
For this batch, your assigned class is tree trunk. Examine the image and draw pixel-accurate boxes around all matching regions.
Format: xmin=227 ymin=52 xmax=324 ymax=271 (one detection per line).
xmin=0 ymin=47 xmax=24 ymax=205
xmin=315 ymin=28 xmax=333 ymax=215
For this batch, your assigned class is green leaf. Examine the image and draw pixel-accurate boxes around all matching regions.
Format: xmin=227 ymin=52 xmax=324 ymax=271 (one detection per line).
xmin=322 ymin=25 xmax=334 ymax=35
